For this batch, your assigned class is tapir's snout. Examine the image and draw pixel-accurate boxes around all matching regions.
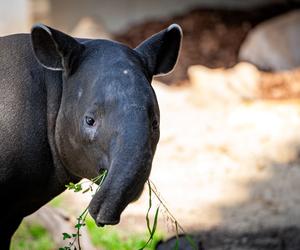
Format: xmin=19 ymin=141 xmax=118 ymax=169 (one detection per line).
xmin=88 ymin=114 xmax=155 ymax=226
xmin=88 ymin=150 xmax=153 ymax=227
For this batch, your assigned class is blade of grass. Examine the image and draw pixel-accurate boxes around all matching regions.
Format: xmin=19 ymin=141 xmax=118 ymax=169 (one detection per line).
xmin=148 ymin=179 xmax=199 ymax=250
xmin=146 ymin=180 xmax=152 ymax=235
xmin=139 ymin=206 xmax=160 ymax=250
xmin=151 ymin=206 xmax=159 ymax=237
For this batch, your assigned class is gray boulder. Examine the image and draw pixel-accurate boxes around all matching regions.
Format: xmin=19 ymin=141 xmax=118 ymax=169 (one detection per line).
xmin=156 ymin=234 xmax=204 ymax=250
xmin=239 ymin=10 xmax=300 ymax=71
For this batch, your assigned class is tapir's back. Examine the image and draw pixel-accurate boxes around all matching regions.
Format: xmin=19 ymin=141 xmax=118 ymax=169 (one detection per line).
xmin=0 ymin=34 xmax=52 ymax=194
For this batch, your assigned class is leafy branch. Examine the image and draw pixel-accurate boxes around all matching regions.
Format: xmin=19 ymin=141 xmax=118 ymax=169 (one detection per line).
xmin=60 ymin=172 xmax=198 ymax=250
xmin=59 ymin=170 xmax=107 ymax=250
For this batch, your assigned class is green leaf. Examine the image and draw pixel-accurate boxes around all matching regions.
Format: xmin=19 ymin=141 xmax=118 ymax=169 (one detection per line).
xmin=75 ymin=222 xmax=85 ymax=229
xmin=185 ymin=234 xmax=198 ymax=250
xmin=74 ymin=184 xmax=82 ymax=192
xmin=172 ymin=236 xmax=179 ymax=250
xmin=66 ymin=182 xmax=75 ymax=188
xmin=150 ymin=207 xmax=159 ymax=237
xmin=60 ymin=171 xmax=109 ymax=250
xmin=146 ymin=181 xmax=152 ymax=235
xmin=139 ymin=181 xmax=161 ymax=250
xmin=62 ymin=232 xmax=72 ymax=240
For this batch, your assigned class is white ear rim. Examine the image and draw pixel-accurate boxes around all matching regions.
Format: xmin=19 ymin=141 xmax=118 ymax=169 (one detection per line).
xmin=31 ymin=23 xmax=64 ymax=71
xmin=32 ymin=23 xmax=52 ymax=36
xmin=154 ymin=23 xmax=183 ymax=77
xmin=167 ymin=23 xmax=183 ymax=37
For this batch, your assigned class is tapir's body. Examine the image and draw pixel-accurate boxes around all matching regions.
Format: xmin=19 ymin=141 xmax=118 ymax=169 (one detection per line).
xmin=0 ymin=34 xmax=73 ymax=245
xmin=0 ymin=24 xmax=182 ymax=248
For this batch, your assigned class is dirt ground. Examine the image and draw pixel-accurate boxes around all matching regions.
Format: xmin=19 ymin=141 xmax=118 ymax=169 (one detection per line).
xmin=54 ymin=81 xmax=300 ymax=249
xmin=25 ymin=5 xmax=300 ymax=250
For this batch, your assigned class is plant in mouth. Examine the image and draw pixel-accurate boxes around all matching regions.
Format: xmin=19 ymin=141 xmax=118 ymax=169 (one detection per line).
xmin=59 ymin=170 xmax=107 ymax=250
xmin=60 ymin=174 xmax=198 ymax=250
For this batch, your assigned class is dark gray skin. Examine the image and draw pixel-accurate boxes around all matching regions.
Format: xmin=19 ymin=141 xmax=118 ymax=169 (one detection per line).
xmin=0 ymin=23 xmax=182 ymax=248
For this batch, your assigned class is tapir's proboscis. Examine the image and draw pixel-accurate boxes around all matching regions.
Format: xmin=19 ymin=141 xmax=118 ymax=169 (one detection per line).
xmin=0 ymin=23 xmax=182 ymax=248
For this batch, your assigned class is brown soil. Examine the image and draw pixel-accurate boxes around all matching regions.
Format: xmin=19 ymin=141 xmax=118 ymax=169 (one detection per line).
xmin=260 ymin=69 xmax=300 ymax=99
xmin=114 ymin=3 xmax=300 ymax=85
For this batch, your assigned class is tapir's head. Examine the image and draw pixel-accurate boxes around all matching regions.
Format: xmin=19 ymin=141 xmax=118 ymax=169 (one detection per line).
xmin=30 ymin=23 xmax=182 ymax=226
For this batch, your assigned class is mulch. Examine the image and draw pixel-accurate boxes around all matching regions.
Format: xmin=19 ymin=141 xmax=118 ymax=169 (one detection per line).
xmin=114 ymin=3 xmax=300 ymax=86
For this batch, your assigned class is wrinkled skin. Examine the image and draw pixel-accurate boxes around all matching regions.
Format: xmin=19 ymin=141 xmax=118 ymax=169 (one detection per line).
xmin=0 ymin=23 xmax=182 ymax=248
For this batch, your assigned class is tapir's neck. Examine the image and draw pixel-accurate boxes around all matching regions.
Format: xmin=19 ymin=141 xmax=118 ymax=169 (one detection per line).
xmin=44 ymin=70 xmax=80 ymax=193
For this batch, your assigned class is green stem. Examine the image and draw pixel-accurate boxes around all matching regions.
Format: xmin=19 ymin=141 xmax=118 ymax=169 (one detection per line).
xmin=148 ymin=180 xmax=198 ymax=250
xmin=60 ymin=170 xmax=108 ymax=250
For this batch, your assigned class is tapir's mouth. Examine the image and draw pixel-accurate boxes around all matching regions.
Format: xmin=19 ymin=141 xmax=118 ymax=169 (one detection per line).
xmin=90 ymin=198 xmax=122 ymax=227
xmin=88 ymin=169 xmax=146 ymax=227
xmin=88 ymin=191 xmax=122 ymax=226
xmin=96 ymin=219 xmax=120 ymax=227
xmin=88 ymin=150 xmax=152 ymax=227
xmin=88 ymin=172 xmax=121 ymax=226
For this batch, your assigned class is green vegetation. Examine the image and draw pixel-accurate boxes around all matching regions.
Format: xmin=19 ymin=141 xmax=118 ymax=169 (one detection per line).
xmin=49 ymin=195 xmax=63 ymax=208
xmin=59 ymin=176 xmax=196 ymax=250
xmin=11 ymin=221 xmax=55 ymax=250
xmin=12 ymin=217 xmax=163 ymax=250
xmin=60 ymin=175 xmax=163 ymax=250
xmin=85 ymin=216 xmax=162 ymax=250
xmin=12 ymin=174 xmax=197 ymax=250
xmin=60 ymin=170 xmax=108 ymax=249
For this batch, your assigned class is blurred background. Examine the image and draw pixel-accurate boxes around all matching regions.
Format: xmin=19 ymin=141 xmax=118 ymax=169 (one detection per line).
xmin=2 ymin=0 xmax=300 ymax=249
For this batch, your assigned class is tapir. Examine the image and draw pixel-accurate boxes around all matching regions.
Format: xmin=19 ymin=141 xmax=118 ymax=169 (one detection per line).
xmin=0 ymin=23 xmax=182 ymax=248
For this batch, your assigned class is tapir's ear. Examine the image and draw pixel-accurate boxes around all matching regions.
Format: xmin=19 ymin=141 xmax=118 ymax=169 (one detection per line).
xmin=31 ymin=23 xmax=84 ymax=74
xmin=134 ymin=24 xmax=182 ymax=76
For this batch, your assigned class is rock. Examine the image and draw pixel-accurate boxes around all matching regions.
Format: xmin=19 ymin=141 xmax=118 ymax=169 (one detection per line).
xmin=188 ymin=62 xmax=260 ymax=106
xmin=71 ymin=17 xmax=111 ymax=39
xmin=155 ymin=234 xmax=204 ymax=250
xmin=239 ymin=10 xmax=300 ymax=71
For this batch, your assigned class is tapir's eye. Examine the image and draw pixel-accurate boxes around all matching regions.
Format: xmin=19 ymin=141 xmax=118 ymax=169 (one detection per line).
xmin=85 ymin=116 xmax=95 ymax=126
xmin=152 ymin=119 xmax=159 ymax=130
